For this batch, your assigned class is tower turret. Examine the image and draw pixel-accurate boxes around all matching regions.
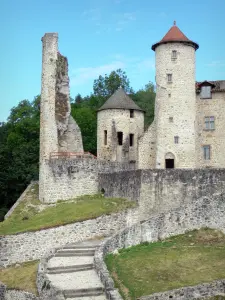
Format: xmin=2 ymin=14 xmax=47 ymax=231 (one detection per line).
xmin=152 ymin=22 xmax=199 ymax=168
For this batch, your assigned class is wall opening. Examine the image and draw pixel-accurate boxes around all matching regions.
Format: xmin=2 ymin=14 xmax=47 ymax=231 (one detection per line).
xmin=165 ymin=159 xmax=174 ymax=168
xmin=130 ymin=109 xmax=134 ymax=118
xmin=117 ymin=132 xmax=123 ymax=145
xmin=129 ymin=134 xmax=134 ymax=146
xmin=104 ymin=130 xmax=107 ymax=145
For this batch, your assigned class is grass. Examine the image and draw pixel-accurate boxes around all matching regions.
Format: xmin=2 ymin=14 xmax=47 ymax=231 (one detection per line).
xmin=0 ymin=260 xmax=39 ymax=295
xmin=0 ymin=183 xmax=135 ymax=235
xmin=105 ymin=228 xmax=225 ymax=300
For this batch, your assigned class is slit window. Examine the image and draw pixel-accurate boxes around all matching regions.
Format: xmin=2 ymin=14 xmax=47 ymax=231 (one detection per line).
xmin=130 ymin=109 xmax=134 ymax=118
xmin=167 ymin=74 xmax=172 ymax=83
xmin=205 ymin=116 xmax=215 ymax=130
xmin=117 ymin=132 xmax=123 ymax=145
xmin=172 ymin=50 xmax=177 ymax=60
xmin=129 ymin=134 xmax=134 ymax=147
xmin=104 ymin=130 xmax=107 ymax=145
xmin=203 ymin=145 xmax=210 ymax=160
xmin=174 ymin=136 xmax=179 ymax=144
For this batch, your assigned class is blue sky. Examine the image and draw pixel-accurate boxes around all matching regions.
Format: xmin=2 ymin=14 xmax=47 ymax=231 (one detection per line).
xmin=0 ymin=0 xmax=225 ymax=121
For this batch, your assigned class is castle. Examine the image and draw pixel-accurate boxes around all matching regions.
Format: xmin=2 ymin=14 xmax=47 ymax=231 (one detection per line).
xmin=39 ymin=22 xmax=225 ymax=203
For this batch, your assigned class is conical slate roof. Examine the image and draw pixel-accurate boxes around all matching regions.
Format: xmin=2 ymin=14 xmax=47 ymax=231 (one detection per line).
xmin=98 ymin=87 xmax=144 ymax=112
xmin=152 ymin=21 xmax=199 ymax=51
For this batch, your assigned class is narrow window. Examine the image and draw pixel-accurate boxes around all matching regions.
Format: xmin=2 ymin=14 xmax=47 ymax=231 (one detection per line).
xmin=117 ymin=132 xmax=123 ymax=145
xmin=205 ymin=116 xmax=215 ymax=129
xmin=174 ymin=136 xmax=179 ymax=144
xmin=203 ymin=145 xmax=210 ymax=160
xmin=172 ymin=50 xmax=177 ymax=60
xmin=130 ymin=109 xmax=134 ymax=118
xmin=167 ymin=74 xmax=172 ymax=83
xmin=200 ymin=86 xmax=212 ymax=99
xmin=169 ymin=117 xmax=173 ymax=123
xmin=104 ymin=130 xmax=107 ymax=145
xmin=129 ymin=134 xmax=134 ymax=147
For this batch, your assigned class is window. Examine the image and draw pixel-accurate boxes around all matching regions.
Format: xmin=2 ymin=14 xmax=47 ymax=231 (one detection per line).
xmin=129 ymin=134 xmax=134 ymax=147
xmin=169 ymin=117 xmax=173 ymax=123
xmin=200 ymin=86 xmax=212 ymax=99
xmin=117 ymin=132 xmax=123 ymax=145
xmin=104 ymin=130 xmax=107 ymax=145
xmin=172 ymin=50 xmax=177 ymax=60
xmin=167 ymin=74 xmax=172 ymax=83
xmin=205 ymin=116 xmax=215 ymax=130
xmin=203 ymin=145 xmax=210 ymax=160
xmin=130 ymin=109 xmax=134 ymax=118
xmin=174 ymin=136 xmax=179 ymax=144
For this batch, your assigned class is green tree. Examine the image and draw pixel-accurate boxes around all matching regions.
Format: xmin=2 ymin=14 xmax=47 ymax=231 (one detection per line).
xmin=93 ymin=69 xmax=133 ymax=99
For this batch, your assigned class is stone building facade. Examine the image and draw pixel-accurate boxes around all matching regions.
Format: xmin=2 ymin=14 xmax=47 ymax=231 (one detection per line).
xmin=97 ymin=88 xmax=144 ymax=163
xmin=137 ymin=22 xmax=225 ymax=169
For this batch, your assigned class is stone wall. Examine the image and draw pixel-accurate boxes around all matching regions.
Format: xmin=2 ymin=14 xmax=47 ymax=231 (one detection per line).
xmin=0 ymin=209 xmax=135 ymax=267
xmin=94 ymin=196 xmax=225 ymax=300
xmin=196 ymin=91 xmax=225 ymax=168
xmin=42 ymin=158 xmax=136 ymax=203
xmin=99 ymin=169 xmax=225 ymax=221
xmin=97 ymin=109 xmax=144 ymax=163
xmin=140 ymin=280 xmax=225 ymax=300
xmin=138 ymin=121 xmax=156 ymax=169
xmin=0 ymin=282 xmax=39 ymax=300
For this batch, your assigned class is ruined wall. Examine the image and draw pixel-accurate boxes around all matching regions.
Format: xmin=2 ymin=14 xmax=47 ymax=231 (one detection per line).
xmin=97 ymin=109 xmax=144 ymax=163
xmin=196 ymin=91 xmax=225 ymax=168
xmin=39 ymin=33 xmax=83 ymax=203
xmin=138 ymin=121 xmax=157 ymax=168
xmin=41 ymin=158 xmax=135 ymax=203
xmin=99 ymin=169 xmax=225 ymax=221
xmin=154 ymin=43 xmax=196 ymax=168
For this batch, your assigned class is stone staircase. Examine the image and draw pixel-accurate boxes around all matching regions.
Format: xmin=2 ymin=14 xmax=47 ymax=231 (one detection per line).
xmin=46 ymin=240 xmax=106 ymax=300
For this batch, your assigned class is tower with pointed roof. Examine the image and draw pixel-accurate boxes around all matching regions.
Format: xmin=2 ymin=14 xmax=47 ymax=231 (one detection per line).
xmin=97 ymin=87 xmax=144 ymax=163
xmin=151 ymin=21 xmax=199 ymax=168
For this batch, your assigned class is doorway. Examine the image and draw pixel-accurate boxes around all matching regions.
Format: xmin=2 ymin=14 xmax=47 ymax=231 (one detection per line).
xmin=165 ymin=159 xmax=174 ymax=168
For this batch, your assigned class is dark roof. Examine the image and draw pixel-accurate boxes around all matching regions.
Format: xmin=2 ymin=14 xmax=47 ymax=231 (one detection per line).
xmin=97 ymin=88 xmax=144 ymax=112
xmin=196 ymin=80 xmax=225 ymax=92
xmin=152 ymin=21 xmax=199 ymax=51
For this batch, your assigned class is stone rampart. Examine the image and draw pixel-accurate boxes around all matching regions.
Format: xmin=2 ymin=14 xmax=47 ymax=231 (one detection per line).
xmin=99 ymin=168 xmax=225 ymax=221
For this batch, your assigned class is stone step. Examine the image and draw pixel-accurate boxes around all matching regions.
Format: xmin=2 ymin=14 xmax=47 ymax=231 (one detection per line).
xmin=55 ymin=249 xmax=95 ymax=257
xmin=64 ymin=287 xmax=104 ymax=298
xmin=47 ymin=269 xmax=104 ymax=291
xmin=66 ymin=295 xmax=106 ymax=300
xmin=47 ymin=264 xmax=94 ymax=274
xmin=47 ymin=256 xmax=93 ymax=269
xmin=63 ymin=245 xmax=99 ymax=250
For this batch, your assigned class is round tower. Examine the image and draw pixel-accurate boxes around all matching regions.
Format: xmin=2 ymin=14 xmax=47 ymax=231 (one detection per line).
xmin=152 ymin=21 xmax=199 ymax=169
xmin=97 ymin=88 xmax=144 ymax=163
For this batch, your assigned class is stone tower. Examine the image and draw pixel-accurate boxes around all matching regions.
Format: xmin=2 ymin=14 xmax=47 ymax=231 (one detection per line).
xmin=39 ymin=33 xmax=83 ymax=202
xmin=152 ymin=22 xmax=199 ymax=168
xmin=97 ymin=88 xmax=144 ymax=163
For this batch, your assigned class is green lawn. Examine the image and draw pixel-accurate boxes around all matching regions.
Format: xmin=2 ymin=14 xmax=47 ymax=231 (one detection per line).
xmin=105 ymin=228 xmax=225 ymax=300
xmin=0 ymin=260 xmax=39 ymax=295
xmin=0 ymin=183 xmax=135 ymax=235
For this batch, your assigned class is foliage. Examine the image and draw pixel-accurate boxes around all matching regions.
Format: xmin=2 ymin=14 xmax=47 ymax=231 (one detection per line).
xmin=0 ymin=260 xmax=39 ymax=295
xmin=105 ymin=228 xmax=225 ymax=299
xmin=0 ymin=69 xmax=155 ymax=219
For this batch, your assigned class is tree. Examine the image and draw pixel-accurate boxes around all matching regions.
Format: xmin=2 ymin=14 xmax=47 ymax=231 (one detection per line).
xmin=93 ymin=69 xmax=133 ymax=99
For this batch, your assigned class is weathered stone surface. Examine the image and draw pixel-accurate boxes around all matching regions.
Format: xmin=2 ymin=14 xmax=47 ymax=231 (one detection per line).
xmin=0 ymin=209 xmax=136 ymax=267
xmin=94 ymin=196 xmax=225 ymax=300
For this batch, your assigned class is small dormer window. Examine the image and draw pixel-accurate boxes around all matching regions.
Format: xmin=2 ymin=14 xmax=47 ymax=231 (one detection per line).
xmin=171 ymin=50 xmax=177 ymax=60
xmin=201 ymin=86 xmax=212 ymax=99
